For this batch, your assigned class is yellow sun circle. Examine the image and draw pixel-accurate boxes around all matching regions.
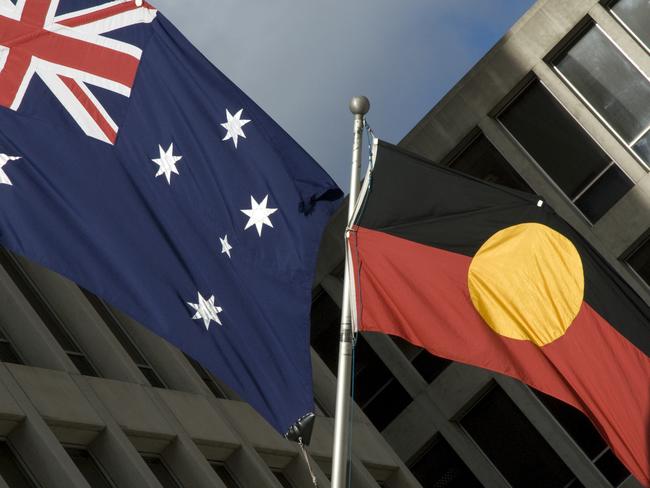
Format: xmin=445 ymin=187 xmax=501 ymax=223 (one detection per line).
xmin=467 ymin=223 xmax=584 ymax=346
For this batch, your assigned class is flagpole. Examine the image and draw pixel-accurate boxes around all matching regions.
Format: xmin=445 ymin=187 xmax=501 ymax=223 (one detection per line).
xmin=331 ymin=96 xmax=369 ymax=488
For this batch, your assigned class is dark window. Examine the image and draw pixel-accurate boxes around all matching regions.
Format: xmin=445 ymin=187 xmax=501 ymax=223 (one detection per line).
xmin=210 ymin=463 xmax=241 ymax=488
xmin=0 ymin=327 xmax=22 ymax=365
xmin=610 ymin=0 xmax=650 ymax=56
xmin=408 ymin=435 xmax=483 ymax=488
xmin=142 ymin=456 xmax=180 ymax=488
xmin=0 ymin=250 xmax=99 ymax=376
xmin=555 ymin=25 xmax=650 ymax=164
xmin=272 ymin=470 xmax=294 ymax=488
xmin=355 ymin=335 xmax=412 ymax=431
xmin=184 ymin=353 xmax=227 ymax=399
xmin=310 ymin=289 xmax=341 ymax=374
xmin=627 ymin=234 xmax=650 ymax=285
xmin=499 ymin=79 xmax=631 ymax=221
xmin=534 ymin=389 xmax=629 ymax=485
xmin=411 ymin=349 xmax=450 ymax=383
xmin=0 ymin=441 xmax=37 ymax=488
xmin=82 ymin=289 xmax=165 ymax=388
xmin=449 ymin=133 xmax=532 ymax=192
xmin=461 ymin=384 xmax=580 ymax=488
xmin=573 ymin=164 xmax=632 ymax=222
xmin=390 ymin=336 xmax=450 ymax=383
xmin=66 ymin=447 xmax=114 ymax=488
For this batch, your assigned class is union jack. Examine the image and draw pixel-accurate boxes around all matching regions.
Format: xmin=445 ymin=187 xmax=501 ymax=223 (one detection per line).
xmin=0 ymin=0 xmax=157 ymax=144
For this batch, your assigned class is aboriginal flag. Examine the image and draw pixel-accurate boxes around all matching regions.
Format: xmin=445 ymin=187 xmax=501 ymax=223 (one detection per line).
xmin=348 ymin=140 xmax=650 ymax=486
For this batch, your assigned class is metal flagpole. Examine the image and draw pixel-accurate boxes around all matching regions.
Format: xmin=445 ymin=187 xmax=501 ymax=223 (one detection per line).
xmin=331 ymin=95 xmax=370 ymax=488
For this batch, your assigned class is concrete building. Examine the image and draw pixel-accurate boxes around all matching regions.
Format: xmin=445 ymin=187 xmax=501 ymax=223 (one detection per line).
xmin=0 ymin=0 xmax=649 ymax=487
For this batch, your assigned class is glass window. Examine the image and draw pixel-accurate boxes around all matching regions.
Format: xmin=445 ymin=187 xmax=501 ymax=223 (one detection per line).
xmin=461 ymin=384 xmax=581 ymax=488
xmin=449 ymin=133 xmax=533 ymax=193
xmin=0 ymin=441 xmax=37 ymax=488
xmin=0 ymin=327 xmax=23 ymax=365
xmin=272 ymin=470 xmax=294 ymax=488
xmin=627 ymin=234 xmax=650 ymax=284
xmin=355 ymin=335 xmax=412 ymax=431
xmin=210 ymin=463 xmax=241 ymax=488
xmin=534 ymin=390 xmax=629 ymax=485
xmin=0 ymin=250 xmax=99 ymax=376
xmin=610 ymin=0 xmax=650 ymax=51
xmin=555 ymin=25 xmax=650 ymax=164
xmin=184 ymin=353 xmax=228 ymax=399
xmin=142 ymin=456 xmax=180 ymax=488
xmin=408 ymin=435 xmax=483 ymax=488
xmin=66 ymin=447 xmax=114 ymax=488
xmin=390 ymin=336 xmax=451 ymax=383
xmin=310 ymin=289 xmax=341 ymax=375
xmin=498 ymin=79 xmax=631 ymax=221
xmin=82 ymin=289 xmax=165 ymax=388
xmin=411 ymin=350 xmax=450 ymax=383
xmin=573 ymin=164 xmax=632 ymax=222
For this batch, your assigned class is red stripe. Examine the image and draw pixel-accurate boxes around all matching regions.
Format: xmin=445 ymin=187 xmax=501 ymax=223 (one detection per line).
xmin=20 ymin=0 xmax=51 ymax=26
xmin=0 ymin=13 xmax=140 ymax=93
xmin=0 ymin=47 xmax=31 ymax=107
xmin=60 ymin=75 xmax=117 ymax=143
xmin=350 ymin=226 xmax=650 ymax=487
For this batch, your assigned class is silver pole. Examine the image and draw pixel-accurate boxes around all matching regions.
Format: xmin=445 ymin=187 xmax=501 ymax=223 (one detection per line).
xmin=331 ymin=96 xmax=370 ymax=488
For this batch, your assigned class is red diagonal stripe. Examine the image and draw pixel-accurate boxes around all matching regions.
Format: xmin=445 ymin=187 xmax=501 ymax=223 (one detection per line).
xmin=60 ymin=75 xmax=117 ymax=143
xmin=20 ymin=0 xmax=52 ymax=26
xmin=0 ymin=48 xmax=32 ymax=107
xmin=27 ymin=30 xmax=139 ymax=87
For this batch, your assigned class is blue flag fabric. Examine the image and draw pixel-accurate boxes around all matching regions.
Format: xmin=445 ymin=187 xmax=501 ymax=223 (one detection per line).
xmin=0 ymin=0 xmax=341 ymax=434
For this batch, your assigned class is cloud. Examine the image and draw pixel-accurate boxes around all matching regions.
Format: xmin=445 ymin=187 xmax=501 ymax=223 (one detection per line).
xmin=151 ymin=0 xmax=535 ymax=187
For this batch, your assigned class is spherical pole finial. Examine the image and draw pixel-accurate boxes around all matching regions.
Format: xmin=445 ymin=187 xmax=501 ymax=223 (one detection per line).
xmin=349 ymin=96 xmax=370 ymax=115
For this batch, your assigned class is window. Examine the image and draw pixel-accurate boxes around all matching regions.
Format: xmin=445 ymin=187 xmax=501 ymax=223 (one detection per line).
xmin=0 ymin=440 xmax=37 ymax=488
xmin=391 ymin=335 xmax=450 ymax=383
xmin=448 ymin=132 xmax=533 ymax=193
xmin=0 ymin=327 xmax=23 ymax=365
xmin=408 ymin=435 xmax=483 ymax=488
xmin=498 ymin=79 xmax=632 ymax=222
xmin=272 ymin=470 xmax=294 ymax=488
xmin=609 ymin=0 xmax=650 ymax=52
xmin=210 ymin=463 xmax=241 ymax=488
xmin=411 ymin=349 xmax=450 ymax=383
xmin=142 ymin=456 xmax=180 ymax=488
xmin=354 ymin=335 xmax=412 ymax=431
xmin=66 ymin=447 xmax=114 ymax=488
xmin=460 ymin=384 xmax=582 ymax=488
xmin=625 ymin=233 xmax=650 ymax=285
xmin=534 ymin=390 xmax=629 ymax=485
xmin=310 ymin=289 xmax=341 ymax=375
xmin=82 ymin=289 xmax=165 ymax=388
xmin=0 ymin=250 xmax=99 ymax=376
xmin=554 ymin=25 xmax=650 ymax=166
xmin=184 ymin=353 xmax=228 ymax=399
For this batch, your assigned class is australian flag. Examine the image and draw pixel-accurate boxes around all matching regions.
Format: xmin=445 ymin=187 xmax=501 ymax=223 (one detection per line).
xmin=0 ymin=0 xmax=342 ymax=435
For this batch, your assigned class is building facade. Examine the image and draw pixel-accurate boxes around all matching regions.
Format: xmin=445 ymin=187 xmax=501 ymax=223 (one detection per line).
xmin=0 ymin=0 xmax=649 ymax=487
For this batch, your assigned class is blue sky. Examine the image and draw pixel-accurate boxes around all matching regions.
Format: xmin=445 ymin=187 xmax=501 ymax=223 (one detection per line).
xmin=152 ymin=1 xmax=536 ymax=189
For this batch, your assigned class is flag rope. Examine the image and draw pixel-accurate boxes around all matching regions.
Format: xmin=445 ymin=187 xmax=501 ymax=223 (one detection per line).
xmin=298 ymin=437 xmax=318 ymax=487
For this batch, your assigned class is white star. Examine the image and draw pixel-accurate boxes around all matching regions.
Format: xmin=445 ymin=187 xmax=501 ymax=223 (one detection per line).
xmin=151 ymin=143 xmax=182 ymax=184
xmin=220 ymin=234 xmax=233 ymax=258
xmin=241 ymin=195 xmax=278 ymax=237
xmin=0 ymin=153 xmax=20 ymax=186
xmin=221 ymin=109 xmax=250 ymax=148
xmin=187 ymin=292 xmax=223 ymax=330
